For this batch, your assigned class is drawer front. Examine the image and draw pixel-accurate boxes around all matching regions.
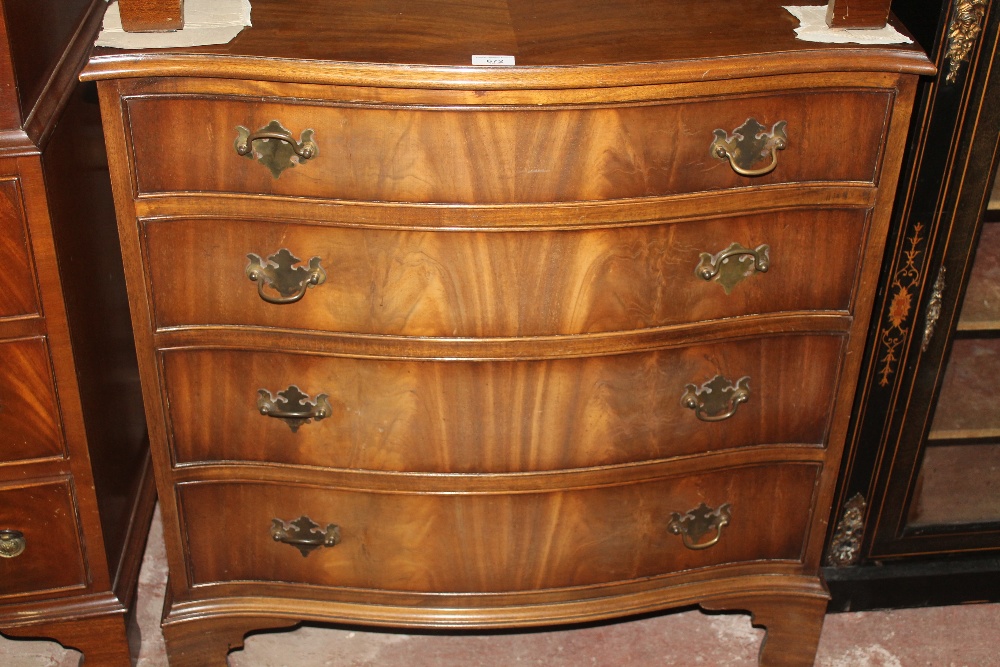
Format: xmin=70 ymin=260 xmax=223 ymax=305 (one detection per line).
xmin=0 ymin=337 xmax=64 ymax=462
xmin=127 ymin=89 xmax=890 ymax=203
xmin=0 ymin=178 xmax=39 ymax=319
xmin=179 ymin=463 xmax=819 ymax=592
xmin=0 ymin=479 xmax=88 ymax=598
xmin=164 ymin=334 xmax=844 ymax=472
xmin=145 ymin=209 xmax=867 ymax=336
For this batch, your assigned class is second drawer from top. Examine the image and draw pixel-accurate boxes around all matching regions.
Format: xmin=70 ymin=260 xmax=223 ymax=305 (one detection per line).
xmin=144 ymin=207 xmax=868 ymax=336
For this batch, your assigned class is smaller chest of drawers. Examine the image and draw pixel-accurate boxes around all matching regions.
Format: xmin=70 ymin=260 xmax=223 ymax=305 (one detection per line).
xmin=0 ymin=1 xmax=152 ymax=664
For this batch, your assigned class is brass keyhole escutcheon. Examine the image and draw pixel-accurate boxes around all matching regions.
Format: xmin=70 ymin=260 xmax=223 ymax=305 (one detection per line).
xmin=696 ymin=242 xmax=770 ymax=294
xmin=257 ymin=385 xmax=332 ymax=432
xmin=710 ymin=118 xmax=788 ymax=177
xmin=246 ymin=248 xmax=327 ymax=305
xmin=271 ymin=516 xmax=341 ymax=557
xmin=681 ymin=374 xmax=750 ymax=422
xmin=235 ymin=120 xmax=318 ymax=178
xmin=667 ymin=503 xmax=732 ymax=550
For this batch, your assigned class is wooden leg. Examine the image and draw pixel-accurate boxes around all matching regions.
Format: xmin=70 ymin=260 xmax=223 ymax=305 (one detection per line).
xmin=162 ymin=615 xmax=299 ymax=667
xmin=703 ymin=592 xmax=827 ymax=667
xmin=2 ymin=613 xmax=132 ymax=666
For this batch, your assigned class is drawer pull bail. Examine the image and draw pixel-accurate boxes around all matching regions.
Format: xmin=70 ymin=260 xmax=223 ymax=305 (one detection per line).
xmin=696 ymin=242 xmax=770 ymax=294
xmin=235 ymin=120 xmax=318 ymax=178
xmin=271 ymin=516 xmax=341 ymax=557
xmin=667 ymin=503 xmax=731 ymax=550
xmin=246 ymin=248 xmax=327 ymax=305
xmin=681 ymin=374 xmax=750 ymax=422
xmin=710 ymin=118 xmax=787 ymax=177
xmin=257 ymin=385 xmax=332 ymax=432
xmin=0 ymin=529 xmax=26 ymax=558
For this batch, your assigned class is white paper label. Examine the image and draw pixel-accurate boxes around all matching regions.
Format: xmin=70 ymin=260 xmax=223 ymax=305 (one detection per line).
xmin=472 ymin=55 xmax=515 ymax=66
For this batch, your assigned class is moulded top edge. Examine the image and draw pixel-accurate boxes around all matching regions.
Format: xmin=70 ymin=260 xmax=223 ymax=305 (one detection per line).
xmin=81 ymin=50 xmax=936 ymax=90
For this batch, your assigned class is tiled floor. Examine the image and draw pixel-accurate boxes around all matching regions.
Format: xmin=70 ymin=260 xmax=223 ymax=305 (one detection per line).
xmin=2 ymin=507 xmax=999 ymax=666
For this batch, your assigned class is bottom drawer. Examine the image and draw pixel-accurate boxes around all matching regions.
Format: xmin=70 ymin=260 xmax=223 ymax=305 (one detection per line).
xmin=179 ymin=463 xmax=819 ymax=593
xmin=0 ymin=479 xmax=88 ymax=598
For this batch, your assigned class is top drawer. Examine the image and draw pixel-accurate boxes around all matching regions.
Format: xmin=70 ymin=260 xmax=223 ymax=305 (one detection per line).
xmin=125 ymin=89 xmax=892 ymax=203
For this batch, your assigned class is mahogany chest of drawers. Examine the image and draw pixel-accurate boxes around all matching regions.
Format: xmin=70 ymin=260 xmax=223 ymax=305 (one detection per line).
xmin=84 ymin=1 xmax=932 ymax=664
xmin=0 ymin=0 xmax=152 ymax=663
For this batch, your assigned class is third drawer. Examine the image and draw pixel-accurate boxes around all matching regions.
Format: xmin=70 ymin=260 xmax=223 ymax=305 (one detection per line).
xmin=163 ymin=333 xmax=845 ymax=472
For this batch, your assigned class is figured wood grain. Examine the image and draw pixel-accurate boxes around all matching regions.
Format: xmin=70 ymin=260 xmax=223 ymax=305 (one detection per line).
xmin=163 ymin=335 xmax=844 ymax=472
xmin=144 ymin=209 xmax=867 ymax=337
xmin=0 ymin=337 xmax=64 ymax=462
xmin=0 ymin=479 xmax=87 ymax=598
xmin=178 ymin=464 xmax=819 ymax=592
xmin=126 ymin=89 xmax=891 ymax=203
xmin=0 ymin=178 xmax=37 ymax=318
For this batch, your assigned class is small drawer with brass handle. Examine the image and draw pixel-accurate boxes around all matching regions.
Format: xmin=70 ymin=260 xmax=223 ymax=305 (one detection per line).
xmin=667 ymin=502 xmax=732 ymax=550
xmin=270 ymin=516 xmax=341 ymax=557
xmin=257 ymin=385 xmax=331 ymax=432
xmin=235 ymin=120 xmax=318 ymax=178
xmin=245 ymin=248 xmax=327 ymax=305
xmin=0 ymin=529 xmax=25 ymax=558
xmin=0 ymin=480 xmax=87 ymax=597
xmin=710 ymin=118 xmax=788 ymax=177
xmin=681 ymin=374 xmax=750 ymax=422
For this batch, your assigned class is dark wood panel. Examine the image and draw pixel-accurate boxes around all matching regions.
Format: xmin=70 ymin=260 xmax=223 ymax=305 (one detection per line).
xmin=163 ymin=334 xmax=844 ymax=472
xmin=126 ymin=90 xmax=891 ymax=203
xmin=0 ymin=478 xmax=87 ymax=598
xmin=0 ymin=0 xmax=93 ymax=125
xmin=179 ymin=464 xmax=819 ymax=592
xmin=144 ymin=209 xmax=867 ymax=337
xmin=0 ymin=177 xmax=37 ymax=318
xmin=42 ymin=78 xmax=149 ymax=581
xmin=0 ymin=336 xmax=63 ymax=462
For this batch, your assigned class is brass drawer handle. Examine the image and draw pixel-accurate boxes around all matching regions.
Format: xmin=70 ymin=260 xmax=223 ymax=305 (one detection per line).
xmin=235 ymin=120 xmax=318 ymax=178
xmin=257 ymin=385 xmax=332 ymax=432
xmin=271 ymin=516 xmax=341 ymax=558
xmin=668 ymin=502 xmax=732 ymax=550
xmin=696 ymin=242 xmax=770 ymax=294
xmin=710 ymin=118 xmax=788 ymax=177
xmin=246 ymin=248 xmax=327 ymax=305
xmin=681 ymin=374 xmax=750 ymax=422
xmin=0 ymin=529 xmax=26 ymax=558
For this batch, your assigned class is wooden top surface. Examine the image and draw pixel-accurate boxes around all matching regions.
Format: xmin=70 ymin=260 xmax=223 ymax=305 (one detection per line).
xmin=84 ymin=0 xmax=933 ymax=88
